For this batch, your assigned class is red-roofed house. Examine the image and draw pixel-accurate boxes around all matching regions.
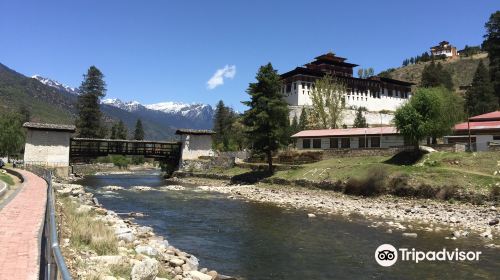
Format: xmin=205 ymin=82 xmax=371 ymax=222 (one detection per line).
xmin=444 ymin=111 xmax=500 ymax=151
xmin=291 ymin=126 xmax=406 ymax=149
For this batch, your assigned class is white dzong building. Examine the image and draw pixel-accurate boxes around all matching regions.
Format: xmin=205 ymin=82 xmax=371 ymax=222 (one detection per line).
xmin=280 ymin=52 xmax=414 ymax=126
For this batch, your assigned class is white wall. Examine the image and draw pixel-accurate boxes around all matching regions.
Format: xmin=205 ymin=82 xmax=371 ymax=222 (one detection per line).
xmin=295 ymin=135 xmax=405 ymax=150
xmin=24 ymin=130 xmax=72 ymax=166
xmin=284 ymin=80 xmax=411 ymax=112
xmin=289 ymin=106 xmax=395 ymax=127
xmin=179 ymin=134 xmax=214 ymax=160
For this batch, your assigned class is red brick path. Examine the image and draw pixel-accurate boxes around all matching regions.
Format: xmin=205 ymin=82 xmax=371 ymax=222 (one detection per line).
xmin=0 ymin=169 xmax=47 ymax=280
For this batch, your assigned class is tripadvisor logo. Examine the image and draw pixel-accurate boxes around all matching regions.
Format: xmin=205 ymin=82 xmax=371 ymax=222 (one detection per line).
xmin=375 ymin=244 xmax=482 ymax=267
xmin=375 ymin=244 xmax=398 ymax=267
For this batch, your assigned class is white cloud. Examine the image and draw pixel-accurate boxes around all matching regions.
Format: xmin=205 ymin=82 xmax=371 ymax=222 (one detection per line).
xmin=207 ymin=65 xmax=236 ymax=90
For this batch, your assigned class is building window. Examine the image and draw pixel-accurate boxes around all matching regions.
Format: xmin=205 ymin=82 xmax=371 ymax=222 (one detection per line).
xmin=303 ymin=139 xmax=311 ymax=149
xmin=359 ymin=137 xmax=367 ymax=148
xmin=293 ymin=83 xmax=297 ymax=90
xmin=341 ymin=138 xmax=350 ymax=148
xmin=313 ymin=139 xmax=321 ymax=149
xmin=370 ymin=137 xmax=380 ymax=148
xmin=330 ymin=138 xmax=338 ymax=149
xmin=301 ymin=82 xmax=305 ymax=89
xmin=286 ymin=83 xmax=291 ymax=93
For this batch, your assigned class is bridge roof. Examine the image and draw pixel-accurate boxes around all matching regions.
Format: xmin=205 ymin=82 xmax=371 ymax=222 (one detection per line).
xmin=175 ymin=129 xmax=215 ymax=135
xmin=23 ymin=122 xmax=76 ymax=132
xmin=71 ymin=138 xmax=180 ymax=144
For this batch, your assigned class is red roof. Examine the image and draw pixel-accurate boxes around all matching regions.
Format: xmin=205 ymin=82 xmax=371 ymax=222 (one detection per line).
xmin=292 ymin=126 xmax=398 ymax=138
xmin=454 ymin=120 xmax=500 ymax=131
xmin=469 ymin=111 xmax=500 ymax=122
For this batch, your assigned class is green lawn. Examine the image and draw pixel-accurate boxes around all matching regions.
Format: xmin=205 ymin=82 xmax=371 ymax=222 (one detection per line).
xmin=203 ymin=151 xmax=500 ymax=192
xmin=0 ymin=172 xmax=14 ymax=186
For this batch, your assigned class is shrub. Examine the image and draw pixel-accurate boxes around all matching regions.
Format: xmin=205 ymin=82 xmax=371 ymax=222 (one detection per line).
xmin=490 ymin=185 xmax=500 ymax=201
xmin=344 ymin=166 xmax=388 ymax=196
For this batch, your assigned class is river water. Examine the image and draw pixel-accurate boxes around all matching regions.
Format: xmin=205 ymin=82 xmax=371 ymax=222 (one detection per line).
xmin=78 ymin=173 xmax=499 ymax=280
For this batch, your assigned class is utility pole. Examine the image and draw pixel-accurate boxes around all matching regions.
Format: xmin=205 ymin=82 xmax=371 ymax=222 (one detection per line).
xmin=467 ymin=112 xmax=472 ymax=152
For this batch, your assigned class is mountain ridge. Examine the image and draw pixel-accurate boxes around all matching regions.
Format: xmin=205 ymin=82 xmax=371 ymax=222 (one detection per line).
xmin=0 ymin=63 xmax=214 ymax=140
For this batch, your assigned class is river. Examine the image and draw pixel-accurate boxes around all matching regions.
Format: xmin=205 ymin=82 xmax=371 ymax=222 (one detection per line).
xmin=77 ymin=173 xmax=499 ymax=280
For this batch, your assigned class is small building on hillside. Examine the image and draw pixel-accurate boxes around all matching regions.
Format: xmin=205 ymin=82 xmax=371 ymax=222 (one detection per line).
xmin=291 ymin=127 xmax=406 ymax=150
xmin=430 ymin=41 xmax=458 ymax=58
xmin=176 ymin=129 xmax=215 ymax=160
xmin=444 ymin=111 xmax=500 ymax=151
xmin=23 ymin=122 xmax=76 ymax=166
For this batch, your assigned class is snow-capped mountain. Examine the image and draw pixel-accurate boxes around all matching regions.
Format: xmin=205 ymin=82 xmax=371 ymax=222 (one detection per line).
xmin=32 ymin=75 xmax=79 ymax=95
xmin=102 ymin=98 xmax=214 ymax=129
xmin=102 ymin=98 xmax=143 ymax=112
xmin=145 ymin=102 xmax=213 ymax=118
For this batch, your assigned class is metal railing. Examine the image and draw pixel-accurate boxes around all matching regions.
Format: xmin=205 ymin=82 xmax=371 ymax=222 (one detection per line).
xmin=24 ymin=165 xmax=72 ymax=280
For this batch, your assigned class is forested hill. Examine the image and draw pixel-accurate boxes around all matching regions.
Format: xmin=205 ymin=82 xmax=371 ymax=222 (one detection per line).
xmin=0 ymin=62 xmax=176 ymax=140
xmin=379 ymin=53 xmax=489 ymax=91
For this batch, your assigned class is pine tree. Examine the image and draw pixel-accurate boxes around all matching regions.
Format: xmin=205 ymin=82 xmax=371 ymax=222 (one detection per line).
xmin=290 ymin=114 xmax=299 ymax=134
xmin=465 ymin=61 xmax=498 ymax=115
xmin=213 ymin=100 xmax=231 ymax=150
xmin=116 ymin=120 xmax=128 ymax=140
xmin=76 ymin=66 xmax=106 ymax=138
xmin=483 ymin=11 xmax=500 ymax=107
xmin=242 ymin=63 xmax=289 ymax=173
xmin=353 ymin=107 xmax=368 ymax=128
xmin=134 ymin=119 xmax=144 ymax=140
xmin=299 ymin=107 xmax=309 ymax=130
xmin=110 ymin=124 xmax=117 ymax=139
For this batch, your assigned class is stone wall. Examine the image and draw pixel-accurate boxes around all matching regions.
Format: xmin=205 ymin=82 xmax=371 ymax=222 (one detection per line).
xmin=322 ymin=147 xmax=403 ymax=159
xmin=179 ymin=155 xmax=235 ymax=172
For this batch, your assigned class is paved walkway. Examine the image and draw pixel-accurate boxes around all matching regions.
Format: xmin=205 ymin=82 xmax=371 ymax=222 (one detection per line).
xmin=0 ymin=169 xmax=47 ymax=280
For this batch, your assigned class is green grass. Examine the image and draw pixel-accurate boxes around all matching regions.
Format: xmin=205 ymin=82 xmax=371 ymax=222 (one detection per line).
xmin=206 ymin=151 xmax=500 ymax=192
xmin=0 ymin=172 xmax=14 ymax=186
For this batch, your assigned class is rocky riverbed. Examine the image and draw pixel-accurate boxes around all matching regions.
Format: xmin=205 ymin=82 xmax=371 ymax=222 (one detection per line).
xmin=173 ymin=177 xmax=500 ymax=246
xmin=54 ymin=180 xmax=230 ymax=280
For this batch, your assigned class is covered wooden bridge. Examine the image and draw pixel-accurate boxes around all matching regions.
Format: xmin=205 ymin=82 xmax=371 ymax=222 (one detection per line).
xmin=69 ymin=138 xmax=182 ymax=163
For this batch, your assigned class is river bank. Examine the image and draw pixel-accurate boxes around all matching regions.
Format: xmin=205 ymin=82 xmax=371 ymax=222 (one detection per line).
xmin=171 ymin=176 xmax=500 ymax=246
xmin=54 ymin=178 xmax=229 ymax=280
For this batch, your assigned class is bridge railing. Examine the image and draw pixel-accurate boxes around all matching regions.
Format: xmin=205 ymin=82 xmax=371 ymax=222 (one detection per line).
xmin=23 ymin=164 xmax=72 ymax=280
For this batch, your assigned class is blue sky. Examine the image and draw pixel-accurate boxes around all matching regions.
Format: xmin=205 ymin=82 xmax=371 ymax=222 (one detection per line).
xmin=1 ymin=1 xmax=497 ymax=111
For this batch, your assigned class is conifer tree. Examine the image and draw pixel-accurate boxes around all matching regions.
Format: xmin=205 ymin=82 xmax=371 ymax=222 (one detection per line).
xmin=290 ymin=114 xmax=299 ymax=134
xmin=213 ymin=100 xmax=235 ymax=150
xmin=116 ymin=120 xmax=128 ymax=140
xmin=299 ymin=107 xmax=309 ymax=130
xmin=353 ymin=107 xmax=368 ymax=128
xmin=134 ymin=119 xmax=144 ymax=140
xmin=483 ymin=11 xmax=500 ymax=106
xmin=110 ymin=124 xmax=117 ymax=139
xmin=242 ymin=63 xmax=289 ymax=173
xmin=76 ymin=66 xmax=106 ymax=138
xmin=465 ymin=61 xmax=498 ymax=115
